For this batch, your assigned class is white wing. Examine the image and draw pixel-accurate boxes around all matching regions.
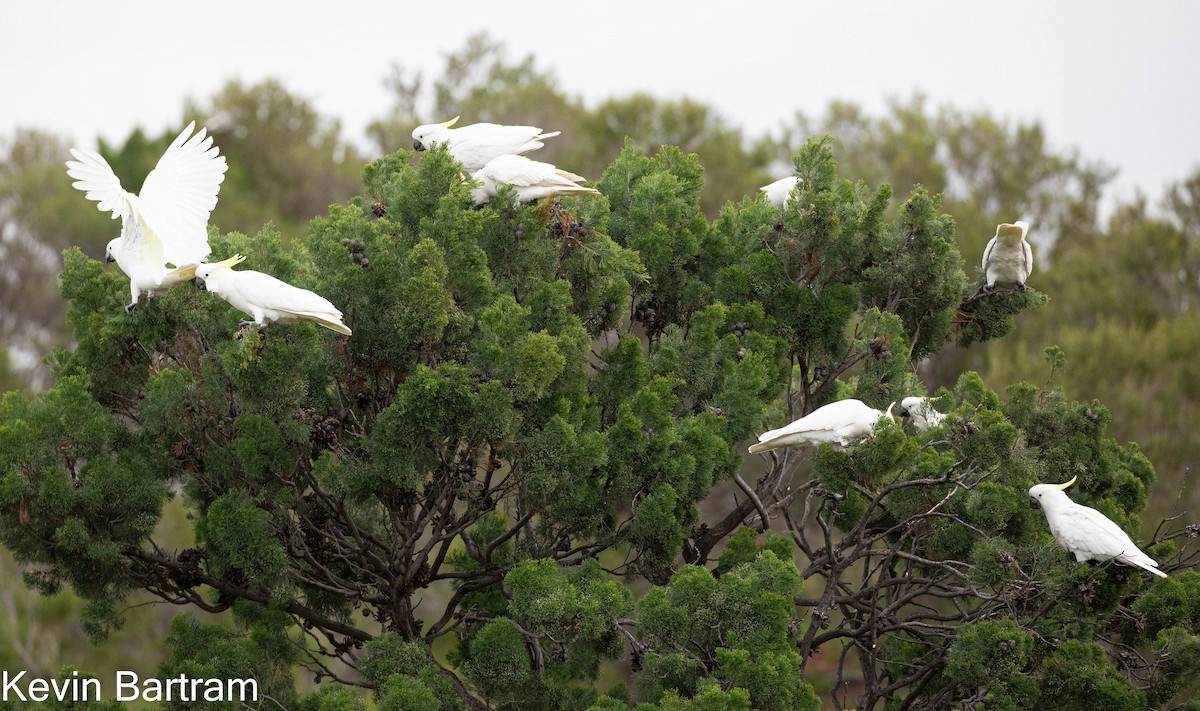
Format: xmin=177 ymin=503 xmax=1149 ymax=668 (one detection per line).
xmin=981 ymin=235 xmax=997 ymax=271
xmin=482 ymin=155 xmax=582 ymax=188
xmin=66 ymin=147 xmax=134 ymax=222
xmin=453 ymin=123 xmax=557 ymax=147
xmin=138 ymin=122 xmax=227 ymax=266
xmin=233 ymin=270 xmax=343 ymax=318
xmin=760 ymin=176 xmax=798 ymax=207
xmin=1056 ymin=505 xmax=1148 ymax=561
xmin=758 ymin=399 xmax=876 ymax=442
xmin=449 ymin=124 xmax=561 ymax=170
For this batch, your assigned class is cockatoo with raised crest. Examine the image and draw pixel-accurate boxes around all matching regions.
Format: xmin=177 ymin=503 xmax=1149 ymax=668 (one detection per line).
xmin=195 ymin=255 xmax=351 ymax=336
xmin=982 ymin=221 xmax=1034 ymax=291
xmin=470 ymin=154 xmax=599 ymax=205
xmin=66 ymin=122 xmax=227 ymax=311
xmin=1029 ymin=476 xmax=1167 ymax=578
xmin=749 ymin=399 xmax=896 ymax=454
xmin=411 ymin=117 xmax=560 ymax=172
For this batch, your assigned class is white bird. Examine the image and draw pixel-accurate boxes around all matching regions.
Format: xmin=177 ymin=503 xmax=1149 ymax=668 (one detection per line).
xmin=66 ymin=121 xmax=227 ymax=311
xmin=195 ymin=255 xmax=351 ymax=336
xmin=899 ymin=396 xmax=945 ymax=431
xmin=981 ymin=221 xmax=1034 ymax=291
xmin=411 ymin=117 xmax=561 ymax=173
xmin=470 ymin=154 xmax=600 ymax=205
xmin=1029 ymin=476 xmax=1166 ymax=578
xmin=749 ymin=399 xmax=896 ymax=454
xmin=760 ymin=176 xmax=799 ymax=208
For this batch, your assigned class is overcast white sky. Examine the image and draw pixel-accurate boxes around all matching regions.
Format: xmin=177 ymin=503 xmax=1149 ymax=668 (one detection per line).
xmin=5 ymin=1 xmax=1199 ymax=209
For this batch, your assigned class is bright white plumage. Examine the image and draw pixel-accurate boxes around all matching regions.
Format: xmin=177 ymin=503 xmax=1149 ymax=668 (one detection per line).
xmin=981 ymin=221 xmax=1034 ymax=291
xmin=749 ymin=399 xmax=895 ymax=454
xmin=66 ymin=122 xmax=227 ymax=310
xmin=195 ymin=255 xmax=351 ymax=336
xmin=470 ymin=154 xmax=599 ymax=205
xmin=899 ymin=397 xmax=945 ymax=431
xmin=1029 ymin=477 xmax=1166 ymax=578
xmin=760 ymin=176 xmax=799 ymax=208
xmin=412 ymin=117 xmax=561 ymax=173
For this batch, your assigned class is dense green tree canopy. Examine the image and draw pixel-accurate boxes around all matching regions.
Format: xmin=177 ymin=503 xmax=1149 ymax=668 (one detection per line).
xmin=2 ymin=32 xmax=1200 ymax=711
xmin=2 ymin=123 xmax=1198 ymax=710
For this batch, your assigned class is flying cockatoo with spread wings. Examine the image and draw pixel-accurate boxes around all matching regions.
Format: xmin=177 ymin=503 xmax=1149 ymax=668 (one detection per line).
xmin=749 ymin=399 xmax=896 ymax=454
xmin=1029 ymin=476 xmax=1167 ymax=578
xmin=981 ymin=220 xmax=1034 ymax=291
xmin=760 ymin=176 xmax=799 ymax=208
xmin=899 ymin=396 xmax=946 ymax=432
xmin=66 ymin=122 xmax=227 ymax=311
xmin=195 ymin=255 xmax=351 ymax=336
xmin=469 ymin=154 xmax=599 ymax=205
xmin=411 ymin=117 xmax=560 ymax=172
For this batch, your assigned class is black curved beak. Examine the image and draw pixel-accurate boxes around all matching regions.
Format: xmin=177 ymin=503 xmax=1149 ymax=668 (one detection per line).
xmin=195 ymin=277 xmax=207 ymax=291
xmin=1029 ymin=498 xmax=1041 ymax=510
xmin=413 ymin=139 xmax=425 ymax=151
xmin=105 ymin=253 xmax=115 ymax=263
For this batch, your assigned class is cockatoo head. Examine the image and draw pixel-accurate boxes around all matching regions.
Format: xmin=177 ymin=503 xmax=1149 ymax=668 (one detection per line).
xmin=899 ymin=396 xmax=941 ymax=429
xmin=194 ymin=254 xmax=246 ymax=294
xmin=104 ymin=237 xmax=121 ymax=263
xmin=899 ymin=397 xmax=924 ymax=419
xmin=1028 ymin=476 xmax=1076 ymax=510
xmin=994 ymin=221 xmax=1029 ymax=246
xmin=411 ymin=116 xmax=460 ymax=152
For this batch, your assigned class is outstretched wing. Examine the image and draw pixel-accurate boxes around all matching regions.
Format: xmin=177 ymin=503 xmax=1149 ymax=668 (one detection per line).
xmin=138 ymin=122 xmax=227 ymax=267
xmin=66 ymin=147 xmax=133 ymax=222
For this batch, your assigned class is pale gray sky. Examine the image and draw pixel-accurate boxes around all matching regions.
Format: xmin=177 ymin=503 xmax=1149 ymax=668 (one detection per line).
xmin=5 ymin=1 xmax=1199 ymax=208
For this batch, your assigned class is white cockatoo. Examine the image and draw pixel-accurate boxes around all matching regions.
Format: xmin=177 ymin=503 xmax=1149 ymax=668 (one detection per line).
xmin=469 ymin=154 xmax=600 ymax=205
xmin=981 ymin=221 xmax=1034 ymax=291
xmin=195 ymin=255 xmax=351 ymax=336
xmin=749 ymin=399 xmax=896 ymax=454
xmin=411 ymin=117 xmax=561 ymax=172
xmin=1029 ymin=476 xmax=1166 ymax=578
xmin=760 ymin=176 xmax=799 ymax=208
xmin=899 ymin=396 xmax=945 ymax=431
xmin=66 ymin=122 xmax=227 ymax=311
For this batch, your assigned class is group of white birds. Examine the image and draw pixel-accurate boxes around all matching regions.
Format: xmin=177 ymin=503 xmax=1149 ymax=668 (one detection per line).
xmin=747 ymin=393 xmax=1165 ymax=577
xmin=411 ymin=116 xmax=599 ymax=204
xmin=750 ymin=185 xmax=1163 ymax=577
xmin=68 ymin=117 xmax=1158 ymax=578
xmin=66 ymin=122 xmax=352 ymax=335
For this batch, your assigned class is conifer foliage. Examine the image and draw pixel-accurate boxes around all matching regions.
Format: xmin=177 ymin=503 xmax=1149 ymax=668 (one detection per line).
xmin=1 ymin=139 xmax=1198 ymax=710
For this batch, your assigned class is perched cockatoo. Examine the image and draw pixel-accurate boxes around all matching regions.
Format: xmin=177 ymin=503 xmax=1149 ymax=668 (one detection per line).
xmin=760 ymin=176 xmax=799 ymax=208
xmin=195 ymin=255 xmax=351 ymax=336
xmin=981 ymin=221 xmax=1033 ymax=291
xmin=411 ymin=117 xmax=561 ymax=172
xmin=749 ymin=399 xmax=896 ymax=454
xmin=899 ymin=396 xmax=945 ymax=431
xmin=1029 ymin=476 xmax=1166 ymax=578
xmin=469 ymin=154 xmax=600 ymax=205
xmin=66 ymin=122 xmax=227 ymax=311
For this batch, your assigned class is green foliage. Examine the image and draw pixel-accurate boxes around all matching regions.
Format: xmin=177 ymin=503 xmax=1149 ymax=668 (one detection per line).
xmin=635 ymin=549 xmax=818 ymax=711
xmin=461 ymin=618 xmax=532 ymax=701
xmin=159 ymin=611 xmax=298 ymax=711
xmin=3 ymin=61 xmax=1197 ymax=710
xmin=1037 ymin=640 xmax=1145 ymax=710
